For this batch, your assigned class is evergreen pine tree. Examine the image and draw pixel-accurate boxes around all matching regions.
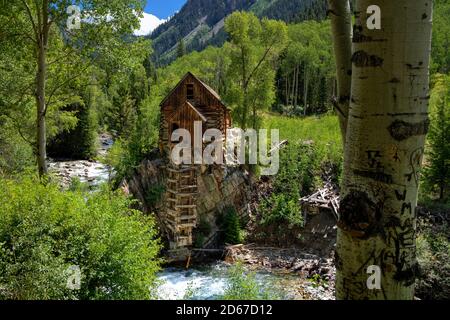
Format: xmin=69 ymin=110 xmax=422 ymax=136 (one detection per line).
xmin=224 ymin=208 xmax=242 ymax=245
xmin=424 ymin=74 xmax=450 ymax=200
xmin=176 ymin=39 xmax=186 ymax=58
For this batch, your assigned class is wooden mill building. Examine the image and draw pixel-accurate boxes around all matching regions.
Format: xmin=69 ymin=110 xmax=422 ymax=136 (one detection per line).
xmin=159 ymin=72 xmax=231 ymax=250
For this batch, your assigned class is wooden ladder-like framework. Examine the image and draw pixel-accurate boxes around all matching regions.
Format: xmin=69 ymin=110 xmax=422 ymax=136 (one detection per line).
xmin=165 ymin=162 xmax=198 ymax=249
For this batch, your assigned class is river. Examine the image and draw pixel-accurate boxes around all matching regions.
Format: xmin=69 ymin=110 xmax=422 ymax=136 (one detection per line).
xmin=48 ymin=133 xmax=114 ymax=188
xmin=156 ymin=262 xmax=333 ymax=300
xmin=47 ymin=134 xmax=333 ymax=300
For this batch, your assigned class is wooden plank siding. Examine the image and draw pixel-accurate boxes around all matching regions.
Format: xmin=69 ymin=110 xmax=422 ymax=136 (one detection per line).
xmin=159 ymin=72 xmax=231 ymax=250
xmin=159 ymin=72 xmax=231 ymax=156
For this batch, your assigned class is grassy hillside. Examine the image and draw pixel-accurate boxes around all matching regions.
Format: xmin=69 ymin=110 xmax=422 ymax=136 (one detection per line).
xmin=263 ymin=113 xmax=342 ymax=151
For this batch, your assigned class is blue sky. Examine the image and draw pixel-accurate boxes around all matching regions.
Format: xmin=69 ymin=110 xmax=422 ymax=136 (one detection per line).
xmin=134 ymin=0 xmax=186 ymax=36
xmin=144 ymin=0 xmax=187 ymax=19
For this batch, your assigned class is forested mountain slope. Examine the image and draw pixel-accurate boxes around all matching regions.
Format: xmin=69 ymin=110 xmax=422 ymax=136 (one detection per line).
xmin=148 ymin=0 xmax=327 ymax=65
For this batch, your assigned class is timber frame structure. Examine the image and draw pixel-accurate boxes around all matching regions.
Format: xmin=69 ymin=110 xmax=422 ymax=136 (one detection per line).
xmin=159 ymin=72 xmax=231 ymax=250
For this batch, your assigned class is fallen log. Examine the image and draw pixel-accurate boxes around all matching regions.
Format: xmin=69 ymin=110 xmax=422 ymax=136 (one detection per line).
xmin=269 ymin=140 xmax=289 ymax=154
xmin=191 ymin=248 xmax=224 ymax=253
xmin=300 ymin=185 xmax=340 ymax=220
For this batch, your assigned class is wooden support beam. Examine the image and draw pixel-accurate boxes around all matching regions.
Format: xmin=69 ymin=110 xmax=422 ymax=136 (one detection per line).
xmin=167 ymin=167 xmax=193 ymax=173
xmin=167 ymin=190 xmax=197 ymax=196
xmin=180 ymin=185 xmax=197 ymax=189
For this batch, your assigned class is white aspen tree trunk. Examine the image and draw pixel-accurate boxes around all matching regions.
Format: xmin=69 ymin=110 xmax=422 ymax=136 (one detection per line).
xmin=294 ymin=65 xmax=299 ymax=109
xmin=291 ymin=68 xmax=296 ymax=106
xmin=36 ymin=2 xmax=49 ymax=178
xmin=328 ymin=0 xmax=352 ymax=144
xmin=336 ymin=0 xmax=433 ymax=300
xmin=303 ymin=65 xmax=309 ymax=115
xmin=284 ymin=74 xmax=289 ymax=106
xmin=36 ymin=43 xmax=48 ymax=177
xmin=293 ymin=66 xmax=296 ymax=108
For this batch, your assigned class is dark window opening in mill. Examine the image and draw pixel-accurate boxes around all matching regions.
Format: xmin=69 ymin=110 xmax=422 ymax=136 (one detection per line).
xmin=186 ymin=84 xmax=194 ymax=100
xmin=171 ymin=122 xmax=180 ymax=134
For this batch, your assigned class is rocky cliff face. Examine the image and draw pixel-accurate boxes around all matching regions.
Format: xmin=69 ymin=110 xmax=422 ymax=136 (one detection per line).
xmin=121 ymin=158 xmax=166 ymax=213
xmin=121 ymin=157 xmax=252 ymax=249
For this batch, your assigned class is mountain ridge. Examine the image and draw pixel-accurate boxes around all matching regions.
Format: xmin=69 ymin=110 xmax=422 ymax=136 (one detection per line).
xmin=148 ymin=0 xmax=327 ymax=65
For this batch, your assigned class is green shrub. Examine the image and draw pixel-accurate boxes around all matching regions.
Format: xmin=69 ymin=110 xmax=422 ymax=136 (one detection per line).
xmin=0 ymin=176 xmax=162 ymax=300
xmin=254 ymin=120 xmax=344 ymax=241
xmin=68 ymin=177 xmax=90 ymax=193
xmin=47 ymin=102 xmax=98 ymax=160
xmin=0 ymin=120 xmax=35 ymax=175
xmin=221 ymin=263 xmax=281 ymax=300
xmin=193 ymin=234 xmax=206 ymax=249
xmin=183 ymin=280 xmax=199 ymax=300
xmin=415 ymin=219 xmax=450 ymax=300
xmin=258 ymin=142 xmax=320 ymax=231
xmin=193 ymin=215 xmax=212 ymax=248
xmin=260 ymin=193 xmax=302 ymax=228
xmin=274 ymin=142 xmax=322 ymax=198
xmin=223 ymin=208 xmax=242 ymax=245
xmin=104 ymin=96 xmax=160 ymax=183
xmin=263 ymin=113 xmax=344 ymax=183
xmin=422 ymin=73 xmax=450 ymax=201
xmin=308 ymin=273 xmax=328 ymax=289
xmin=145 ymin=184 xmax=165 ymax=208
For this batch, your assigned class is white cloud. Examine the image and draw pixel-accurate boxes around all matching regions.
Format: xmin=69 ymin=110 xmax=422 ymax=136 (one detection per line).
xmin=134 ymin=12 xmax=165 ymax=36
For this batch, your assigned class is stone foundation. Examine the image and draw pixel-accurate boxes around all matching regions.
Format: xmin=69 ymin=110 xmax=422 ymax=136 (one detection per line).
xmin=121 ymin=157 xmax=252 ymax=252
